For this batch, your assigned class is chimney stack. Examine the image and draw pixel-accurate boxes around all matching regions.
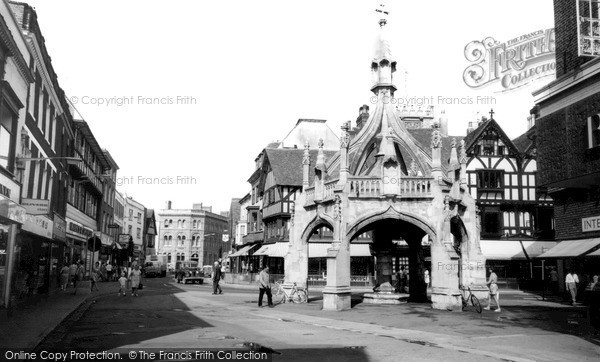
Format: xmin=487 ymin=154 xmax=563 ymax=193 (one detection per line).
xmin=466 ymin=121 xmax=474 ymax=134
xmin=166 ymin=200 xmax=172 ymax=210
xmin=356 ymin=105 xmax=369 ymax=129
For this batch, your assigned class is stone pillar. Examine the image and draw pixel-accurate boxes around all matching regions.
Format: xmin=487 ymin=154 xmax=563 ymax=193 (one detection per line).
xmin=430 ymin=243 xmax=461 ymax=311
xmin=375 ymin=252 xmax=393 ymax=286
xmin=284 ymin=200 xmax=308 ymax=289
xmin=322 ymin=194 xmax=351 ymax=311
xmin=322 ymin=241 xmax=351 ymax=311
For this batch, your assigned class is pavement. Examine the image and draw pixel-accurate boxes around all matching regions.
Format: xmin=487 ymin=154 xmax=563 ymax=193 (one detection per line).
xmin=1 ymin=277 xmax=599 ymax=361
xmin=0 ymin=280 xmax=116 ymax=349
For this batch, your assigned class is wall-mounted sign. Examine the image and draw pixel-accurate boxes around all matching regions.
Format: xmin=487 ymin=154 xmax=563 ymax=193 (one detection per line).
xmin=22 ymin=214 xmax=53 ymax=239
xmin=222 ymin=234 xmax=229 ymax=242
xmin=22 ymin=198 xmax=50 ymax=215
xmin=53 ymin=214 xmax=67 ymax=242
xmin=67 ymin=219 xmax=94 ymax=239
xmin=582 ymin=215 xmax=600 ymax=233
xmin=0 ymin=194 xmax=26 ymax=224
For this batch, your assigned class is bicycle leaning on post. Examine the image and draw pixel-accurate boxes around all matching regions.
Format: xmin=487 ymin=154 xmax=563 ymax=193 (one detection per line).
xmin=460 ymin=285 xmax=482 ymax=313
xmin=272 ymin=281 xmax=308 ymax=304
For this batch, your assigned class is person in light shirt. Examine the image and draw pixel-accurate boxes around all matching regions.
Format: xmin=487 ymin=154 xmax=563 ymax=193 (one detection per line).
xmin=565 ymin=270 xmax=579 ymax=306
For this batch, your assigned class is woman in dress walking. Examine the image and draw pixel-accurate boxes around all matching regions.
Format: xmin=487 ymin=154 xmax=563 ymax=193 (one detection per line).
xmin=129 ymin=265 xmax=142 ymax=297
xmin=60 ymin=264 xmax=70 ymax=291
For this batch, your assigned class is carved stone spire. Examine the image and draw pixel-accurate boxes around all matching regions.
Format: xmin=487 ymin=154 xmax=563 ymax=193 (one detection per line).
xmin=302 ymin=141 xmax=310 ymax=165
xmin=315 ymin=138 xmax=326 ymax=172
xmin=302 ymin=141 xmax=310 ymax=190
xmin=371 ymin=1 xmax=397 ymax=95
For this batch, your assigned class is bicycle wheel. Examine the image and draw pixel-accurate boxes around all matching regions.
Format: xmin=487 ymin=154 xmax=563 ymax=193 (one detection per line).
xmin=271 ymin=285 xmax=285 ymax=304
xmin=471 ymin=295 xmax=482 ymax=314
xmin=292 ymin=289 xmax=307 ymax=303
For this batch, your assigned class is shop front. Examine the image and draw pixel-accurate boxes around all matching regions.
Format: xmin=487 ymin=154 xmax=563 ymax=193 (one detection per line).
xmin=13 ymin=213 xmax=54 ymax=301
xmin=0 ymin=194 xmax=26 ymax=309
xmin=66 ymin=218 xmax=94 ymax=276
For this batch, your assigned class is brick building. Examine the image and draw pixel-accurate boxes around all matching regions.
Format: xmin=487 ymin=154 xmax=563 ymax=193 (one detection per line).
xmin=533 ymin=0 xmax=600 ymax=285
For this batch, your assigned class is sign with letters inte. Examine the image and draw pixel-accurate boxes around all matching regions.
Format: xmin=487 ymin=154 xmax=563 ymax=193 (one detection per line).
xmin=582 ymin=215 xmax=600 ymax=233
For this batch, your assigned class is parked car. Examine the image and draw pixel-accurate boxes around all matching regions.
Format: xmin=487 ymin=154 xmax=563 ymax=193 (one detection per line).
xmin=176 ymin=266 xmax=203 ymax=284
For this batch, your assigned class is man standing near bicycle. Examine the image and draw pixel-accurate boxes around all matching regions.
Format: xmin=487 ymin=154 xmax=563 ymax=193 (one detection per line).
xmin=484 ymin=267 xmax=501 ymax=312
xmin=258 ymin=266 xmax=274 ymax=308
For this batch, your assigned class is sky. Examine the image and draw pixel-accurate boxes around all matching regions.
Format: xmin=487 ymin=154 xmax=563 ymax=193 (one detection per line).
xmin=21 ymin=0 xmax=556 ymax=214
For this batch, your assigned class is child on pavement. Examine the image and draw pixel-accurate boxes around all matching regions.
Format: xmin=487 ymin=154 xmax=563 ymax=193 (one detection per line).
xmin=118 ymin=272 xmax=128 ymax=296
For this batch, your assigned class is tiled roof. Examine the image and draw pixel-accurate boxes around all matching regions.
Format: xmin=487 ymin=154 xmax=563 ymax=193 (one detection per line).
xmin=512 ymin=126 xmax=535 ymax=154
xmin=407 ymin=128 xmax=464 ymax=163
xmin=264 ymin=148 xmax=338 ymax=186
xmin=462 ymin=119 xmax=491 ymax=149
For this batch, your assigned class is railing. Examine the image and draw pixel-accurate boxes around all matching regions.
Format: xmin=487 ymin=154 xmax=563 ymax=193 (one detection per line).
xmin=324 ymin=180 xmax=337 ymax=198
xmin=349 ymin=177 xmax=382 ymax=197
xmin=400 ymin=177 xmax=432 ymax=196
xmin=349 ymin=176 xmax=433 ymax=198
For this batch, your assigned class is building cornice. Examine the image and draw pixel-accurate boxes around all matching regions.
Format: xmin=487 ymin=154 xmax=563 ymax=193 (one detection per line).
xmin=0 ymin=12 xmax=33 ymax=83
xmin=533 ymin=57 xmax=600 ymax=106
xmin=24 ymin=33 xmax=67 ymax=115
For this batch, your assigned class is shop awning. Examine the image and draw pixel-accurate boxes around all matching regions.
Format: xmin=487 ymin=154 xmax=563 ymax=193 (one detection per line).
xmin=229 ymin=244 xmax=257 ymax=257
xmin=480 ymin=240 xmax=557 ymax=260
xmin=586 ymin=248 xmax=600 ymax=257
xmin=537 ymin=238 xmax=600 ymax=258
xmin=309 ymin=243 xmax=372 ymax=258
xmin=253 ymin=242 xmax=289 ymax=257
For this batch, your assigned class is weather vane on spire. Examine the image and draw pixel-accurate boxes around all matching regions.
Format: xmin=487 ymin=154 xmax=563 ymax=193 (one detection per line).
xmin=375 ymin=1 xmax=389 ymax=28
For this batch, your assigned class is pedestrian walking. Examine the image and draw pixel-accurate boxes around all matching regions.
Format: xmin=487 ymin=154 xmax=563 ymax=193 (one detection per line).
xmin=212 ymin=261 xmax=222 ymax=295
xmin=258 ymin=266 xmax=273 ymax=308
xmin=71 ymin=261 xmax=84 ymax=295
xmin=424 ymin=269 xmax=430 ymax=288
xmin=100 ymin=262 xmax=107 ymax=282
xmin=60 ymin=264 xmax=70 ymax=291
xmin=566 ymin=270 xmax=579 ymax=306
xmin=118 ymin=272 xmax=128 ymax=296
xmin=129 ymin=265 xmax=142 ymax=297
xmin=106 ymin=262 xmax=114 ymax=281
xmin=484 ymin=267 xmax=501 ymax=312
xmin=400 ymin=266 xmax=408 ymax=293
xmin=91 ymin=262 xmax=100 ymax=292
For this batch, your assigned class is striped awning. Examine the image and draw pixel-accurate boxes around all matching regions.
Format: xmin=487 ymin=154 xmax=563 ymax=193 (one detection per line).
xmin=229 ymin=244 xmax=258 ymax=257
xmin=253 ymin=242 xmax=289 ymax=257
xmin=538 ymin=238 xmax=600 ymax=258
xmin=480 ymin=240 xmax=557 ymax=260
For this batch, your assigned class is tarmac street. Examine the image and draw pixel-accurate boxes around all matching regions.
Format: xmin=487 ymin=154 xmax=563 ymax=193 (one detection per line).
xmin=6 ymin=278 xmax=600 ymax=361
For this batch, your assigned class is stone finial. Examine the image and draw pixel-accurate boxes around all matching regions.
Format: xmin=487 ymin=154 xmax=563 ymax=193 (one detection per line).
xmin=315 ymin=138 xmax=326 ymax=172
xmin=340 ymin=122 xmax=350 ymax=149
xmin=459 ymin=139 xmax=467 ymax=164
xmin=303 ymin=141 xmax=310 ymax=165
xmin=431 ymin=128 xmax=442 ymax=149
